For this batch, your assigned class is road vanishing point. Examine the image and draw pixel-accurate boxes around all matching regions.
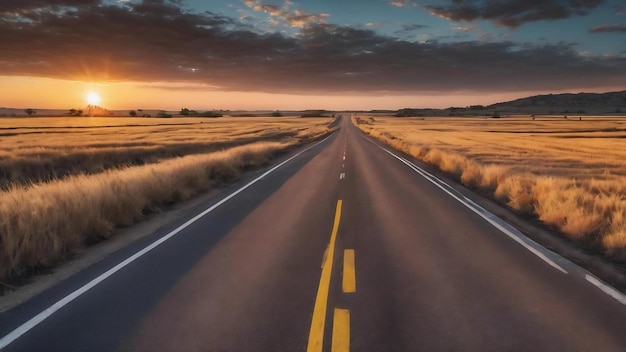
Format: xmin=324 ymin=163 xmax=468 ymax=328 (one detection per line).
xmin=1 ymin=116 xmax=625 ymax=351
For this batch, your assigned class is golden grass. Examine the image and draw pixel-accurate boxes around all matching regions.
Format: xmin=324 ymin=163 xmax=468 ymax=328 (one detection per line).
xmin=0 ymin=116 xmax=336 ymax=282
xmin=0 ymin=116 xmax=332 ymax=188
xmin=355 ymin=115 xmax=626 ymax=261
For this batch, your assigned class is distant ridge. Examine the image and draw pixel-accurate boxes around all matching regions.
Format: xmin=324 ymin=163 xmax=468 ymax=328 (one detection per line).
xmin=488 ymin=90 xmax=626 ymax=114
xmin=394 ymin=90 xmax=626 ymax=117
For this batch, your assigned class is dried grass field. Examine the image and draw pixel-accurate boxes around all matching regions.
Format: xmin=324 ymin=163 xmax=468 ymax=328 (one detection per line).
xmin=355 ymin=115 xmax=626 ymax=261
xmin=0 ymin=116 xmax=335 ymax=282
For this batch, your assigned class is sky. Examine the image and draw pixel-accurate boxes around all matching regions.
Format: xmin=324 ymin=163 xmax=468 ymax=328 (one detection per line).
xmin=0 ymin=0 xmax=625 ymax=110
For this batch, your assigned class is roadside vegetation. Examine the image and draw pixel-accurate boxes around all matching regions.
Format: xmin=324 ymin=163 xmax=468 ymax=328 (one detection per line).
xmin=355 ymin=115 xmax=626 ymax=261
xmin=0 ymin=116 xmax=336 ymax=283
xmin=0 ymin=117 xmax=330 ymax=188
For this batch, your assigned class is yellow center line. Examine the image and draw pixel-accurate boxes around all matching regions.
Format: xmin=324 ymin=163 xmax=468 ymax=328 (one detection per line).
xmin=331 ymin=308 xmax=350 ymax=352
xmin=342 ymin=249 xmax=356 ymax=293
xmin=307 ymin=199 xmax=343 ymax=352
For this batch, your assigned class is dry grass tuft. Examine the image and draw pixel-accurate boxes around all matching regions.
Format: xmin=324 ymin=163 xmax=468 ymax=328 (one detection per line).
xmin=0 ymin=142 xmax=291 ymax=280
xmin=0 ymin=116 xmax=333 ymax=188
xmin=0 ymin=116 xmax=337 ymax=282
xmin=355 ymin=115 xmax=626 ymax=261
xmin=604 ymin=210 xmax=626 ymax=260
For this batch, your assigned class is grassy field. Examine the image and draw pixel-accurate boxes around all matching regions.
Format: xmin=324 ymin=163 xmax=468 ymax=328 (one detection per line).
xmin=355 ymin=115 xmax=626 ymax=261
xmin=0 ymin=117 xmax=331 ymax=188
xmin=0 ymin=116 xmax=335 ymax=283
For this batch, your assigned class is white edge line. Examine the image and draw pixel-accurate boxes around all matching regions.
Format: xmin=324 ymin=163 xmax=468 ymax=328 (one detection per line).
xmin=360 ymin=135 xmax=568 ymax=275
xmin=0 ymin=134 xmax=334 ymax=350
xmin=354 ymin=117 xmax=626 ymax=305
xmin=385 ymin=148 xmax=567 ymax=275
xmin=585 ymin=274 xmax=626 ymax=305
xmin=363 ymin=134 xmax=626 ymax=306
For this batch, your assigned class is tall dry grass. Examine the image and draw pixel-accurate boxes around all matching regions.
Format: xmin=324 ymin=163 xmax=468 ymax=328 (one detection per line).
xmin=0 ymin=142 xmax=292 ymax=280
xmin=356 ymin=116 xmax=626 ymax=261
xmin=0 ymin=116 xmax=332 ymax=188
xmin=0 ymin=116 xmax=337 ymax=282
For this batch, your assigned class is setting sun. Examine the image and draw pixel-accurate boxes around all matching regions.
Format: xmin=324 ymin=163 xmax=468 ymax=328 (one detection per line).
xmin=86 ymin=92 xmax=101 ymax=106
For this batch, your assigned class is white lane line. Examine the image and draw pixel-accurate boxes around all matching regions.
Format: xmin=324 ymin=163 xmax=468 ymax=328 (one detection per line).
xmin=339 ymin=172 xmax=346 ymax=180
xmin=0 ymin=134 xmax=335 ymax=350
xmin=367 ymin=136 xmax=626 ymax=306
xmin=343 ymin=156 xmax=346 ymax=161
xmin=386 ymin=149 xmax=568 ymax=274
xmin=360 ymin=135 xmax=568 ymax=275
xmin=585 ymin=274 xmax=626 ymax=305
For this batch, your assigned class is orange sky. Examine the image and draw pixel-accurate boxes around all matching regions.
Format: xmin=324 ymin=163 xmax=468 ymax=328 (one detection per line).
xmin=2 ymin=1 xmax=624 ymax=112
xmin=4 ymin=75 xmax=618 ymax=111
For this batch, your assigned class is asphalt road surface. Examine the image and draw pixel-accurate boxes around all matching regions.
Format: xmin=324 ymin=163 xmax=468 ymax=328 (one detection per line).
xmin=1 ymin=116 xmax=625 ymax=351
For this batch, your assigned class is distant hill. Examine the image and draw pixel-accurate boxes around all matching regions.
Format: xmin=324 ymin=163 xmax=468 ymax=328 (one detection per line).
xmin=488 ymin=90 xmax=626 ymax=115
xmin=394 ymin=90 xmax=626 ymax=117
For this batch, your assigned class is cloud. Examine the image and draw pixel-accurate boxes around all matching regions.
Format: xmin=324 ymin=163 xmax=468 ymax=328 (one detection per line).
xmin=589 ymin=23 xmax=626 ymax=32
xmin=400 ymin=23 xmax=429 ymax=31
xmin=389 ymin=0 xmax=412 ymax=7
xmin=453 ymin=24 xmax=479 ymax=32
xmin=0 ymin=0 xmax=100 ymax=13
xmin=423 ymin=0 xmax=604 ymax=28
xmin=245 ymin=0 xmax=329 ymax=27
xmin=0 ymin=0 xmax=624 ymax=95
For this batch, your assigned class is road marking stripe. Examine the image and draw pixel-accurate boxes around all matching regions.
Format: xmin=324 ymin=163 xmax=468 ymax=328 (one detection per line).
xmin=321 ymin=246 xmax=330 ymax=269
xmin=343 ymin=156 xmax=346 ymax=160
xmin=342 ymin=250 xmax=356 ymax=293
xmin=307 ymin=200 xmax=343 ymax=352
xmin=362 ymin=133 xmax=626 ymax=306
xmin=388 ymin=149 xmax=568 ymax=274
xmin=585 ymin=274 xmax=626 ymax=305
xmin=331 ymin=308 xmax=350 ymax=352
xmin=339 ymin=172 xmax=346 ymax=180
xmin=360 ymin=135 xmax=568 ymax=275
xmin=0 ymin=134 xmax=335 ymax=350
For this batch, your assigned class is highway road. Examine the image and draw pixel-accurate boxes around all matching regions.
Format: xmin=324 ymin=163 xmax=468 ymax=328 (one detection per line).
xmin=1 ymin=115 xmax=625 ymax=351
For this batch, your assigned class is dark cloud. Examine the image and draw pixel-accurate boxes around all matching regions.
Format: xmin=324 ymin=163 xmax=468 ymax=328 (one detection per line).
xmin=0 ymin=0 xmax=99 ymax=13
xmin=244 ymin=0 xmax=330 ymax=28
xmin=589 ymin=23 xmax=626 ymax=32
xmin=389 ymin=0 xmax=415 ymax=7
xmin=400 ymin=24 xmax=429 ymax=31
xmin=423 ymin=0 xmax=604 ymax=28
xmin=0 ymin=0 xmax=624 ymax=94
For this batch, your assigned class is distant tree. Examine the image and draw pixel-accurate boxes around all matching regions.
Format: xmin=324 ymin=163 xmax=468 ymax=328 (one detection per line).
xmin=157 ymin=111 xmax=172 ymax=118
xmin=199 ymin=111 xmax=223 ymax=117
xmin=68 ymin=108 xmax=83 ymax=116
xmin=271 ymin=111 xmax=282 ymax=117
xmin=129 ymin=110 xmax=137 ymax=117
xmin=24 ymin=108 xmax=36 ymax=116
xmin=180 ymin=108 xmax=190 ymax=116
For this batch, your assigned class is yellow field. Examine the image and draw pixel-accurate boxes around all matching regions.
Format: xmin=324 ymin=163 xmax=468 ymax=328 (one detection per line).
xmin=355 ymin=115 xmax=626 ymax=260
xmin=0 ymin=116 xmax=335 ymax=282
xmin=0 ymin=116 xmax=331 ymax=188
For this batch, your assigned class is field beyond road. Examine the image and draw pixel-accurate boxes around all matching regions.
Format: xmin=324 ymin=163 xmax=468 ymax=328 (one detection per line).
xmin=0 ymin=116 xmax=336 ymax=284
xmin=355 ymin=115 xmax=626 ymax=261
